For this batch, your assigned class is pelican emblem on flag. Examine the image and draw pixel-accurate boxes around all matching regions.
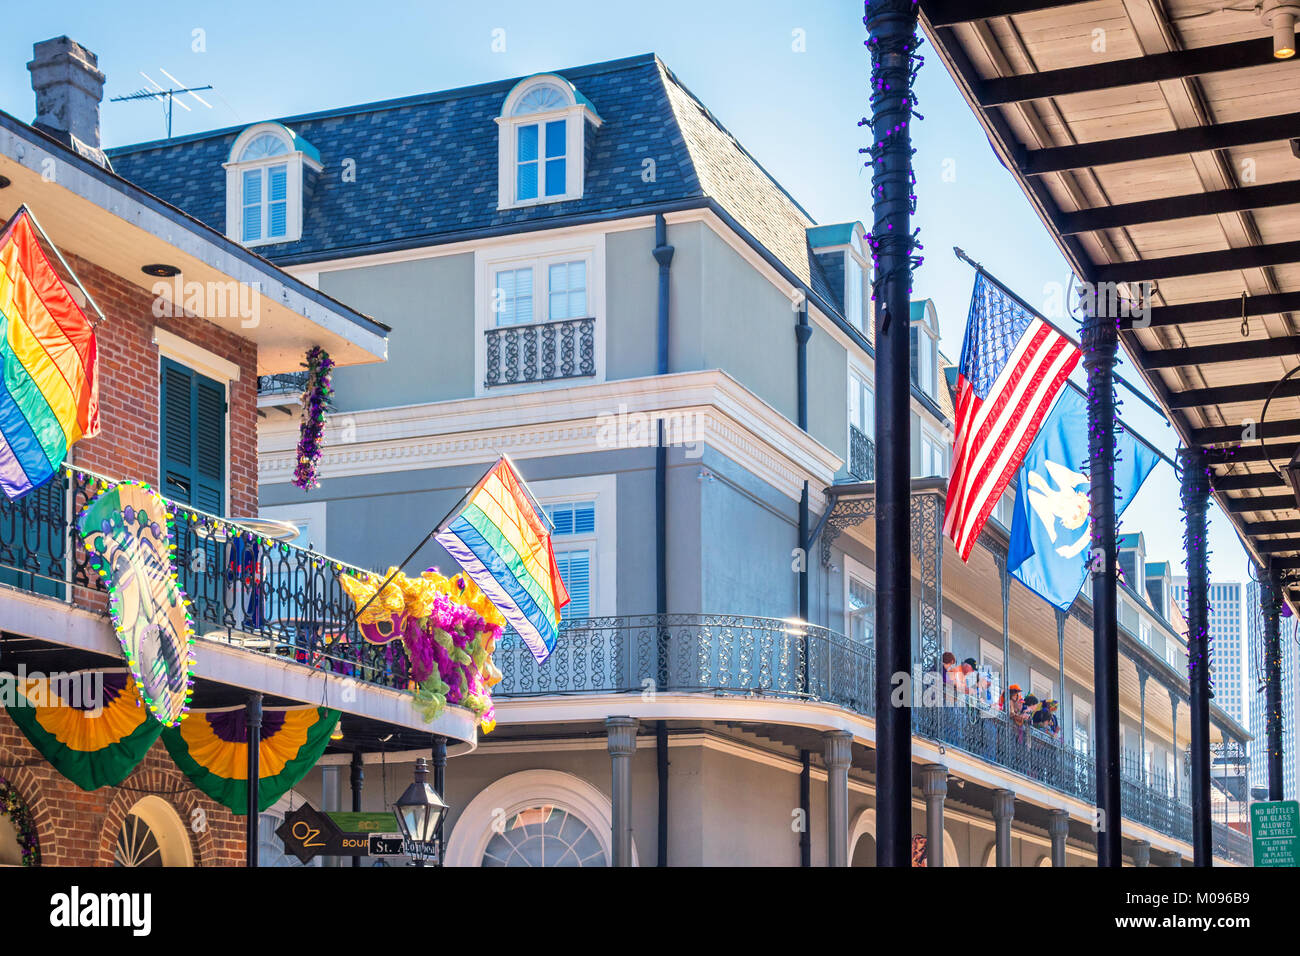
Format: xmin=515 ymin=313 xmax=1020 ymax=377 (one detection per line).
xmin=1025 ymin=459 xmax=1090 ymax=559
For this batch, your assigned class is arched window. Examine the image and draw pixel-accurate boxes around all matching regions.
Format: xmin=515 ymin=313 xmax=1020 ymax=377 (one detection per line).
xmin=0 ymin=816 xmax=23 ymax=867
xmin=482 ymin=805 xmax=606 ymax=867
xmin=445 ymin=769 xmax=630 ymax=867
xmin=496 ymin=75 xmax=602 ymax=210
xmin=224 ymin=122 xmax=320 ymax=247
xmin=113 ymin=796 xmax=193 ymax=867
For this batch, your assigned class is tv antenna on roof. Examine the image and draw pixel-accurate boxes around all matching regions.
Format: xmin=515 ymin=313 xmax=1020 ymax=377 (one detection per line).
xmin=110 ymin=70 xmax=213 ymax=139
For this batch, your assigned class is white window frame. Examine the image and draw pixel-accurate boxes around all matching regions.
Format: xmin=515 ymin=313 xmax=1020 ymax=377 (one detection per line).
xmin=848 ymin=362 xmax=874 ymax=442
xmin=527 ymin=474 xmax=615 ymax=618
xmin=258 ymin=501 xmax=328 ymax=553
xmin=1073 ymin=695 xmax=1092 ymax=752
xmin=843 ymin=554 xmax=875 ymax=644
xmin=1029 ymin=668 xmax=1053 ymax=701
xmin=496 ymin=74 xmax=602 ymax=210
xmin=223 ymin=122 xmax=320 ymax=247
xmin=153 ymin=329 xmax=234 ymax=517
xmin=978 ymin=639 xmax=1004 ymax=685
xmin=473 ymin=231 xmax=607 ymax=396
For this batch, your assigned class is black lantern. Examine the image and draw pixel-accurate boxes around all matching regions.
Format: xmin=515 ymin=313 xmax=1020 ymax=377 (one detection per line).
xmin=394 ymin=757 xmax=448 ymax=866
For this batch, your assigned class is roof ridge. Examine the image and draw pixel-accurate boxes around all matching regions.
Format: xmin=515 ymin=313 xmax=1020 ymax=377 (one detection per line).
xmin=653 ymin=57 xmax=818 ymax=226
xmin=109 ymin=52 xmax=660 ymax=156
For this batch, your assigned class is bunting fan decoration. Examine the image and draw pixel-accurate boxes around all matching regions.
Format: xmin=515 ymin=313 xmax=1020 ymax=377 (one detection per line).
xmin=0 ymin=208 xmax=100 ymax=500
xmin=78 ymin=481 xmax=196 ymax=727
xmin=0 ymin=669 xmax=162 ymax=791
xmin=161 ymin=705 xmax=339 ymax=814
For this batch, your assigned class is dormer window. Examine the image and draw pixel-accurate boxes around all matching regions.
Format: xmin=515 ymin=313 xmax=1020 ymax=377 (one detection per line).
xmin=807 ymin=222 xmax=870 ymax=340
xmin=497 ymin=74 xmax=602 ymax=210
xmin=224 ymin=122 xmax=321 ymax=247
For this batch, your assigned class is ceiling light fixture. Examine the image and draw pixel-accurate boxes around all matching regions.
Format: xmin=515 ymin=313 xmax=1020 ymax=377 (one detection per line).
xmin=141 ymin=263 xmax=181 ymax=278
xmin=1263 ymin=1 xmax=1300 ymax=58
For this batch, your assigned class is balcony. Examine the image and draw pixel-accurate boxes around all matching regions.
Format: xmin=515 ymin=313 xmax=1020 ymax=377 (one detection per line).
xmin=848 ymin=425 xmax=874 ymax=482
xmin=0 ymin=468 xmax=405 ymax=691
xmin=256 ymin=370 xmax=311 ymax=397
xmin=484 ymin=316 xmax=595 ymax=388
xmin=493 ymin=613 xmax=1252 ymax=864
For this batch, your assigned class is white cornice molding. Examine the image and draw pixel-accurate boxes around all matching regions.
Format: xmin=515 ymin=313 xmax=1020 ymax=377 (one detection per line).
xmin=260 ymin=370 xmax=842 ymax=506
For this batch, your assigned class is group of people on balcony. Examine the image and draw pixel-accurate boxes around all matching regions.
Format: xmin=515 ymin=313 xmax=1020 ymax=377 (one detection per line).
xmin=940 ymin=652 xmax=1060 ymax=741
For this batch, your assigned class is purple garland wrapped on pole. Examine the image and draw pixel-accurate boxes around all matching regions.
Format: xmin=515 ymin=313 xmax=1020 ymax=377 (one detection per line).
xmin=292 ymin=346 xmax=334 ymax=491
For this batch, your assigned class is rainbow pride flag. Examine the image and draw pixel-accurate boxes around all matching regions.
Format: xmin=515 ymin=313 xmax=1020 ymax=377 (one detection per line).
xmin=0 ymin=208 xmax=99 ymax=499
xmin=435 ymin=457 xmax=569 ymax=664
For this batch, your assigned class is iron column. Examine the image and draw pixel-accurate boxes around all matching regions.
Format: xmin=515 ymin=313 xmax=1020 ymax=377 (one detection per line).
xmin=921 ymin=764 xmax=947 ymax=868
xmin=1082 ymin=296 xmax=1121 ymax=867
xmin=1261 ymin=565 xmax=1284 ymax=801
xmin=1180 ymin=447 xmax=1213 ymax=865
xmin=1048 ymin=809 xmax=1069 ymax=867
xmin=993 ymin=789 xmax=1015 ymax=866
xmin=865 ymin=0 xmax=921 ymax=870
xmin=823 ymin=730 xmax=853 ymax=867
xmin=431 ymin=735 xmax=447 ymax=865
xmin=607 ymin=716 xmax=637 ymax=867
xmin=245 ymin=693 xmax=262 ymax=868
xmin=349 ymin=750 xmax=364 ymax=869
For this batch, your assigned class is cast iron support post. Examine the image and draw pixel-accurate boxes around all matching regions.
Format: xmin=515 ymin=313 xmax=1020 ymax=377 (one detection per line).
xmin=245 ymin=693 xmax=262 ymax=868
xmin=1168 ymin=687 xmax=1181 ymax=801
xmin=607 ymin=716 xmax=637 ymax=867
xmin=1261 ymin=565 xmax=1284 ymax=801
xmin=1137 ymin=668 xmax=1148 ymax=784
xmin=799 ymin=750 xmax=811 ymax=867
xmin=993 ymin=789 xmax=1015 ymax=867
xmin=824 ymin=731 xmax=852 ymax=867
xmin=921 ymin=764 xmax=947 ymax=868
xmin=1048 ymin=809 xmax=1069 ymax=867
xmin=866 ymin=0 xmax=920 ymax=870
xmin=1055 ymin=608 xmax=1067 ymax=781
xmin=431 ymin=735 xmax=447 ymax=866
xmin=656 ymin=721 xmax=669 ymax=867
xmin=1180 ymin=447 xmax=1212 ymax=866
xmin=349 ymin=750 xmax=364 ymax=869
xmin=1082 ymin=295 xmax=1121 ymax=867
xmin=1133 ymin=840 xmax=1150 ymax=868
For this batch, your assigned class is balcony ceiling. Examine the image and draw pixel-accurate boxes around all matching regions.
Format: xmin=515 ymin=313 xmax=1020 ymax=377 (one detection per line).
xmin=918 ymin=0 xmax=1300 ymax=607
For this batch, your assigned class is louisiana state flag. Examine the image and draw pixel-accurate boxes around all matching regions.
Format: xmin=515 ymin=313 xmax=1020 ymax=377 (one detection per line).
xmin=0 ymin=208 xmax=100 ymax=499
xmin=435 ymin=457 xmax=569 ymax=664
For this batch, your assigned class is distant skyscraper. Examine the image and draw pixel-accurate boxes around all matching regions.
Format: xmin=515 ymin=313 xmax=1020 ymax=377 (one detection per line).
xmin=1173 ymin=578 xmax=1246 ymax=727
xmin=1247 ymin=580 xmax=1299 ymax=800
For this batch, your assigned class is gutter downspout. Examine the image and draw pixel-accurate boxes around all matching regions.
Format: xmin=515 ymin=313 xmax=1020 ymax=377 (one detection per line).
xmin=653 ymin=213 xmax=674 ymax=867
xmin=796 ymin=304 xmax=812 ymax=695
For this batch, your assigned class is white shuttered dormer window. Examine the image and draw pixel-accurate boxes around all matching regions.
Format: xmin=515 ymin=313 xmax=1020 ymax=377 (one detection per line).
xmin=497 ymin=74 xmax=602 ymax=210
xmin=224 ymin=122 xmax=321 ymax=247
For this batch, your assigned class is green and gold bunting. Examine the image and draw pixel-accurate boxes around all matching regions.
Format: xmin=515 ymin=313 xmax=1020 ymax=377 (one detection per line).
xmin=0 ymin=670 xmax=162 ymax=791
xmin=161 ymin=705 xmax=340 ymax=814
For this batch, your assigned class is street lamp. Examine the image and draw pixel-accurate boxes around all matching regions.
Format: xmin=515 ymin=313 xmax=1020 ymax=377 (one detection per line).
xmin=393 ymin=757 xmax=448 ymax=867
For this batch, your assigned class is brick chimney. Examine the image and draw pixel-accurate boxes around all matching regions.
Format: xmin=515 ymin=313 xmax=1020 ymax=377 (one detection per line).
xmin=27 ymin=36 xmax=109 ymax=167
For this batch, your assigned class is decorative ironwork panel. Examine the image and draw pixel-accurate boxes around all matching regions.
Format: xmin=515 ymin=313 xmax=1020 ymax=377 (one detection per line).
xmin=484 ymin=317 xmax=596 ymax=388
xmin=848 ymin=426 xmax=875 ymax=482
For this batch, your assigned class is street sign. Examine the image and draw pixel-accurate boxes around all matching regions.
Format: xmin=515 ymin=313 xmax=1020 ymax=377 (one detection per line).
xmin=368 ymin=833 xmax=406 ymax=856
xmin=1250 ymin=799 xmax=1300 ymax=867
xmin=276 ymin=803 xmax=397 ymax=863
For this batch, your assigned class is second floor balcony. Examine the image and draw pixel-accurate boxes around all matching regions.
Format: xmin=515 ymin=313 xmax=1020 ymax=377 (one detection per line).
xmin=848 ymin=425 xmax=874 ymax=482
xmin=0 ymin=467 xmax=406 ymax=693
xmin=491 ymin=612 xmax=1252 ymax=865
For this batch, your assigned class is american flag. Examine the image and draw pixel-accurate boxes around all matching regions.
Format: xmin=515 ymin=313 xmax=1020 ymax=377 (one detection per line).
xmin=944 ymin=273 xmax=1081 ymax=561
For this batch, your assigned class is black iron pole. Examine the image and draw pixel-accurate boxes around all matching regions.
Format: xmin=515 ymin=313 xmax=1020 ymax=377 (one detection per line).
xmin=799 ymin=749 xmax=811 ymax=867
xmin=1082 ymin=295 xmax=1121 ymax=867
xmin=1262 ymin=566 xmax=1284 ymax=801
xmin=656 ymin=721 xmax=669 ymax=867
xmin=431 ymin=735 xmax=447 ymax=865
xmin=349 ymin=750 xmax=364 ymax=869
xmin=865 ymin=0 xmax=919 ymax=868
xmin=245 ymin=693 xmax=262 ymax=868
xmin=1180 ymin=447 xmax=1213 ymax=865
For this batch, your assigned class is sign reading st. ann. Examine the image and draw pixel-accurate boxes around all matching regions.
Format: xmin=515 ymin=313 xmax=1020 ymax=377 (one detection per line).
xmin=276 ymin=803 xmax=424 ymax=863
xmin=1250 ymin=799 xmax=1300 ymax=867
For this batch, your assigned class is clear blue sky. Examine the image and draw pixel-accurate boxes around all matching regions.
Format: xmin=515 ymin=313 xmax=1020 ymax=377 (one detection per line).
xmin=0 ymin=0 xmax=1252 ymax=592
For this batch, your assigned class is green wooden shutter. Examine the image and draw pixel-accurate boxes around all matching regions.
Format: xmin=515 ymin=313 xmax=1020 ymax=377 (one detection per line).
xmin=160 ymin=357 xmax=225 ymax=515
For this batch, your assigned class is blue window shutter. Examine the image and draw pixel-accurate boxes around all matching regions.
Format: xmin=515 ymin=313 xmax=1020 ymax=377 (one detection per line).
xmin=161 ymin=359 xmax=195 ymax=504
xmin=557 ymin=550 xmax=590 ymax=620
xmin=160 ymin=358 xmax=225 ymax=514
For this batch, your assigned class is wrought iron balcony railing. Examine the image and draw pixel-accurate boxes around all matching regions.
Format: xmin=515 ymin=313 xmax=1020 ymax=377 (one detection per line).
xmin=0 ymin=468 xmax=404 ymax=691
xmin=484 ymin=316 xmax=596 ymax=388
xmin=257 ymin=371 xmax=311 ymax=397
xmin=494 ymin=615 xmax=1251 ymax=864
xmin=848 ymin=425 xmax=874 ymax=482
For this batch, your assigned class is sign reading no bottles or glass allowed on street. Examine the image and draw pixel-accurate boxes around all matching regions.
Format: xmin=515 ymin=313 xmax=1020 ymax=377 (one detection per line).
xmin=1250 ymin=800 xmax=1300 ymax=867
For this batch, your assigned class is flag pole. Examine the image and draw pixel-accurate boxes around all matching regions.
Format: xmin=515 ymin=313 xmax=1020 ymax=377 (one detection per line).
xmin=952 ymin=247 xmax=1167 ymax=421
xmin=9 ymin=204 xmax=108 ymax=324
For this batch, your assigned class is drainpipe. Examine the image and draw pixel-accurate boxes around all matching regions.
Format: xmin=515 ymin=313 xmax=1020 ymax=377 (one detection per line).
xmin=796 ymin=301 xmax=812 ymax=689
xmin=653 ymin=213 xmax=674 ymax=866
xmin=245 ymin=693 xmax=262 ymax=868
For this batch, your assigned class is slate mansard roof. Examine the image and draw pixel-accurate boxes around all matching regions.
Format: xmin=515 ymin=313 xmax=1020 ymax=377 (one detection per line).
xmin=109 ymin=53 xmax=845 ymax=318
